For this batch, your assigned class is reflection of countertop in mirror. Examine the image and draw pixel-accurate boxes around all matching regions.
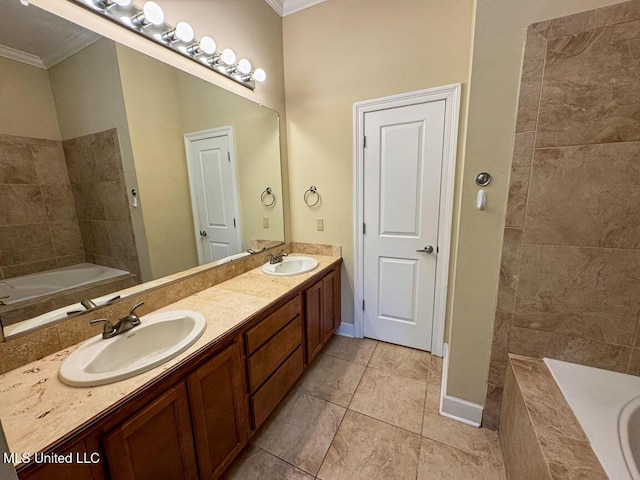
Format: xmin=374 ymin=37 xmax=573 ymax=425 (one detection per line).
xmin=0 ymin=253 xmax=341 ymax=465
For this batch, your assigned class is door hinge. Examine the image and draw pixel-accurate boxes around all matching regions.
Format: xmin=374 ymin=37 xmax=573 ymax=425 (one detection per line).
xmin=228 ymin=152 xmax=231 ymax=162
xmin=233 ymin=218 xmax=236 ymax=228
xmin=362 ymin=300 xmax=365 ymax=311
xmin=363 ymin=223 xmax=366 ymax=234
xmin=363 ymin=136 xmax=367 ymax=148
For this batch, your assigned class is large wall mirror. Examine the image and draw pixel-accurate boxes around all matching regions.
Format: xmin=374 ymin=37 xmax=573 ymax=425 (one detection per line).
xmin=0 ymin=0 xmax=285 ymax=338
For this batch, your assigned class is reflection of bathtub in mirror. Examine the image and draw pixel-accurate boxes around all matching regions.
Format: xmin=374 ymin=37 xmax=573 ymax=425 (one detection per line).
xmin=5 ymin=292 xmax=127 ymax=338
xmin=0 ymin=264 xmax=137 ymax=337
xmin=0 ymin=263 xmax=128 ymax=306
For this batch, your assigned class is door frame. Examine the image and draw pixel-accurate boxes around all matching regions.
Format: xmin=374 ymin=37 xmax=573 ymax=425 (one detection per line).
xmin=184 ymin=126 xmax=243 ymax=265
xmin=353 ymin=84 xmax=461 ymax=357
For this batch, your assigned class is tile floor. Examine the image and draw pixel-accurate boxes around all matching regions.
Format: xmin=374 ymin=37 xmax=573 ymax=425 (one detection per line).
xmin=223 ymin=336 xmax=506 ymax=479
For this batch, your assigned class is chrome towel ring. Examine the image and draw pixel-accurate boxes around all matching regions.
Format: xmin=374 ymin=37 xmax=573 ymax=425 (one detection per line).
xmin=261 ymin=187 xmax=276 ymax=207
xmin=304 ymin=186 xmax=320 ymax=207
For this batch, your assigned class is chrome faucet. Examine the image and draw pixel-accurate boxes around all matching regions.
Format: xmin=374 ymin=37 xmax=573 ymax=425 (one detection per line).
xmin=90 ymin=302 xmax=144 ymax=339
xmin=268 ymin=250 xmax=288 ymax=264
xmin=81 ymin=299 xmax=97 ymax=310
xmin=68 ymin=295 xmax=121 ymax=316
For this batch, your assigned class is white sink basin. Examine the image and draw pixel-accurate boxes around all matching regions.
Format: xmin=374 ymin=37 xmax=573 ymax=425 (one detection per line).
xmin=59 ymin=310 xmax=206 ymax=387
xmin=262 ymin=256 xmax=319 ymax=276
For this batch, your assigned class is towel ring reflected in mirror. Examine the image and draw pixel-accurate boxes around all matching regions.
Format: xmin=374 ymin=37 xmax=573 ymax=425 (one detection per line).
xmin=261 ymin=187 xmax=276 ymax=207
xmin=304 ymin=186 xmax=320 ymax=207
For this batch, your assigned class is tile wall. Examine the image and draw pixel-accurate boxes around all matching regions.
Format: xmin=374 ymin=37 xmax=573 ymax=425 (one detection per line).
xmin=64 ymin=129 xmax=140 ymax=278
xmin=0 ymin=134 xmax=85 ymax=279
xmin=485 ymin=0 xmax=640 ymax=429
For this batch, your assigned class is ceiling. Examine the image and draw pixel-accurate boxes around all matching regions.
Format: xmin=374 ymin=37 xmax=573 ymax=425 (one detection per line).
xmin=264 ymin=0 xmax=326 ymax=16
xmin=0 ymin=1 xmax=99 ymax=69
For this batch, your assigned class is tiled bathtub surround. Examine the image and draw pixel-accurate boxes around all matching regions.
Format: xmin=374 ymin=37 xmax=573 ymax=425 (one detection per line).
xmin=0 ymin=243 xmax=339 ymax=375
xmin=0 ymin=134 xmax=85 ymax=279
xmin=486 ymin=0 xmax=640 ymax=429
xmin=499 ymin=355 xmax=606 ymax=479
xmin=64 ymin=129 xmax=140 ymax=278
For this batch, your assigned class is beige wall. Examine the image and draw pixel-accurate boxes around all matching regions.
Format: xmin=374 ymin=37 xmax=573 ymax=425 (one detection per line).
xmin=0 ymin=56 xmax=60 ymax=140
xmin=49 ymin=39 xmax=152 ymax=281
xmin=283 ymin=0 xmax=476 ymax=327
xmin=116 ymin=45 xmax=197 ymax=279
xmin=446 ymin=0 xmax=631 ymax=406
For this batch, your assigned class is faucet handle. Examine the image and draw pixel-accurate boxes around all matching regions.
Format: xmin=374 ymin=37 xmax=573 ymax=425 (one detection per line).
xmin=279 ymin=250 xmax=288 ymax=256
xmin=91 ymin=319 xmax=115 ymax=338
xmin=130 ymin=302 xmax=144 ymax=316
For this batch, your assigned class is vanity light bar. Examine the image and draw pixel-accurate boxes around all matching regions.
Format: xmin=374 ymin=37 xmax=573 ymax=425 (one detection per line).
xmin=69 ymin=0 xmax=266 ymax=90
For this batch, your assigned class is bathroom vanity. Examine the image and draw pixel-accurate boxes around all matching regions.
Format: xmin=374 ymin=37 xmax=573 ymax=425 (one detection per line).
xmin=2 ymin=254 xmax=341 ymax=480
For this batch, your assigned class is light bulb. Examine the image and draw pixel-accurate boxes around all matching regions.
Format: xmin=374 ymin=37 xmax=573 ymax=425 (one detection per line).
xmin=237 ymin=59 xmax=252 ymax=75
xmin=143 ymin=1 xmax=164 ymax=25
xmin=199 ymin=36 xmax=216 ymax=55
xmin=253 ymin=68 xmax=266 ymax=83
xmin=174 ymin=22 xmax=194 ymax=42
xmin=220 ymin=48 xmax=236 ymax=65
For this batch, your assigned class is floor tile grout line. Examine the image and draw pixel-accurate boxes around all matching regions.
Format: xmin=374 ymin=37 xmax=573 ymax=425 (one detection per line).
xmin=249 ymin=444 xmax=318 ymax=478
xmin=423 ymin=436 xmax=505 ymax=468
xmin=364 ymin=363 xmax=429 ymax=385
xmin=418 ymin=354 xmax=433 ymax=437
xmin=314 ymin=341 xmax=379 ymax=478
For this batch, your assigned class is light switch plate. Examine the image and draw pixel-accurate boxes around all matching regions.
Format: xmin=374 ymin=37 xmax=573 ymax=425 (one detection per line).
xmin=316 ymin=219 xmax=324 ymax=231
xmin=263 ymin=218 xmax=269 ymax=229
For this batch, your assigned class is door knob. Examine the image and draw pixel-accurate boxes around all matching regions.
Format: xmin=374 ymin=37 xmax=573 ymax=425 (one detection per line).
xmin=416 ymin=245 xmax=434 ymax=254
xmin=200 ymin=231 xmax=208 ymax=237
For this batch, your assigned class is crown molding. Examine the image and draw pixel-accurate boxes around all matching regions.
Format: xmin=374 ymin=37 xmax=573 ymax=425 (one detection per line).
xmin=282 ymin=0 xmax=326 ymax=16
xmin=264 ymin=0 xmax=284 ymax=16
xmin=264 ymin=0 xmax=325 ymax=17
xmin=0 ymin=44 xmax=45 ymax=69
xmin=41 ymin=30 xmax=100 ymax=68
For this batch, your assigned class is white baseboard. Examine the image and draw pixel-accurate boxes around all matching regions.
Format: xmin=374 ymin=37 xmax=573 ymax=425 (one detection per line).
xmin=438 ymin=343 xmax=484 ymax=427
xmin=335 ymin=322 xmax=355 ymax=337
xmin=440 ymin=395 xmax=483 ymax=427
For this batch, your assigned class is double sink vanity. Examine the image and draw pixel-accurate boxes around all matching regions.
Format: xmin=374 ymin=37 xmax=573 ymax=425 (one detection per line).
xmin=0 ymin=246 xmax=341 ymax=480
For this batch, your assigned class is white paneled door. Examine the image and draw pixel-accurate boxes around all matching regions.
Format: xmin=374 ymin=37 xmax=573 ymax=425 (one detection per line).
xmin=185 ymin=129 xmax=242 ymax=264
xmin=363 ymin=101 xmax=446 ymax=351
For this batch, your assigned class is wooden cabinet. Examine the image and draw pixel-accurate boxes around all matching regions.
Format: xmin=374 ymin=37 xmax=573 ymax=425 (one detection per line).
xmin=305 ymin=267 xmax=341 ymax=363
xmin=322 ymin=269 xmax=341 ymax=343
xmin=187 ymin=343 xmax=247 ymax=480
xmin=103 ymin=343 xmax=247 ymax=480
xmin=245 ymin=295 xmax=304 ymax=431
xmin=103 ymin=383 xmax=198 ymax=480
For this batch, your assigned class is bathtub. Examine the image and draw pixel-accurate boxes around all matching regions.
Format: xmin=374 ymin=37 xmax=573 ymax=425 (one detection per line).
xmin=544 ymin=358 xmax=640 ymax=480
xmin=0 ymin=263 xmax=129 ymax=306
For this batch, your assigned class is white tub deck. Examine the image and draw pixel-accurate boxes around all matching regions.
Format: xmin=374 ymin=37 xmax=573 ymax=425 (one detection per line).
xmin=544 ymin=358 xmax=640 ymax=480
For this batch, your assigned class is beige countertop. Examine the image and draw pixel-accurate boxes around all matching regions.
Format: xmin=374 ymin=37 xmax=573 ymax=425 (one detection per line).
xmin=0 ymin=254 xmax=340 ymax=465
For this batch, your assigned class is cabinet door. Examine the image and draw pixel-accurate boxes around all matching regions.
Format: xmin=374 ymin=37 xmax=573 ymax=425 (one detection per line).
xmin=322 ymin=269 xmax=341 ymax=343
xmin=103 ymin=382 xmax=198 ymax=480
xmin=187 ymin=342 xmax=247 ymax=480
xmin=304 ymin=280 xmax=324 ymax=364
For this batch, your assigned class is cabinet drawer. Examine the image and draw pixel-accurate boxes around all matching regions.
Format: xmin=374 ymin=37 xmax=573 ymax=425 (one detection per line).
xmin=247 ymin=316 xmax=302 ymax=393
xmin=250 ymin=346 xmax=304 ymax=430
xmin=245 ymin=295 xmax=301 ymax=355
